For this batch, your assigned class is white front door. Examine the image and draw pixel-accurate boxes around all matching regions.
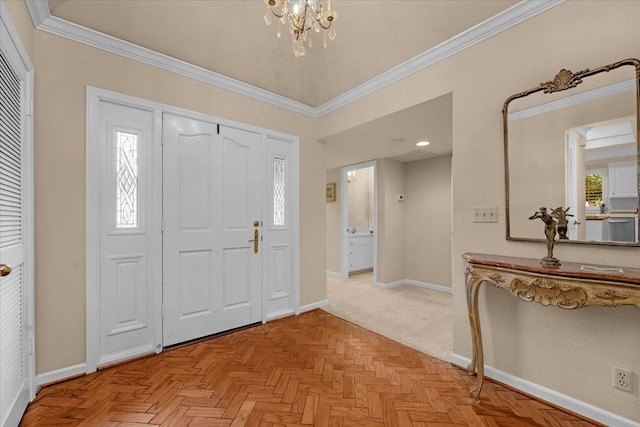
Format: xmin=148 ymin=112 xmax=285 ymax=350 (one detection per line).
xmin=0 ymin=46 xmax=32 ymax=427
xmin=162 ymin=114 xmax=263 ymax=346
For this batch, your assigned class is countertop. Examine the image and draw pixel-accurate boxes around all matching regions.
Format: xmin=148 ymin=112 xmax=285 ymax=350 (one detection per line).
xmin=586 ymin=214 xmax=610 ymax=220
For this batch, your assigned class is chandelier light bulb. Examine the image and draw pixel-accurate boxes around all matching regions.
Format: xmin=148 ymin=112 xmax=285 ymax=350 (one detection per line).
xmin=264 ymin=0 xmax=337 ymax=57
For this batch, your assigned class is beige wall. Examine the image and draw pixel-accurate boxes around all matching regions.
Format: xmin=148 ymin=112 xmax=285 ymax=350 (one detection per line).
xmin=404 ymin=156 xmax=452 ymax=287
xmin=326 ymin=167 xmax=341 ymax=273
xmin=376 ymin=159 xmax=405 ymax=284
xmin=318 ymin=1 xmax=640 ymax=421
xmin=32 ymin=31 xmax=324 ymax=373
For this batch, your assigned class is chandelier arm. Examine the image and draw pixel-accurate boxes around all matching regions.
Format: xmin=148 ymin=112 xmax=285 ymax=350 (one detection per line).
xmin=297 ymin=2 xmax=309 ymax=40
xmin=316 ymin=19 xmax=332 ymax=30
xmin=269 ymin=8 xmax=285 ymax=19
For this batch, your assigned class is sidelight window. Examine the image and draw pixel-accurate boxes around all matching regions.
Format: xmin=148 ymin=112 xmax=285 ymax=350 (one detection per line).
xmin=273 ymin=157 xmax=286 ymax=226
xmin=116 ymin=131 xmax=139 ymax=228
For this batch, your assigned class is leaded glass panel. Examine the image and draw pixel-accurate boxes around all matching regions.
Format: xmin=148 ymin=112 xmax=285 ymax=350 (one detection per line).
xmin=116 ymin=131 xmax=138 ymax=228
xmin=273 ymin=157 xmax=286 ymax=226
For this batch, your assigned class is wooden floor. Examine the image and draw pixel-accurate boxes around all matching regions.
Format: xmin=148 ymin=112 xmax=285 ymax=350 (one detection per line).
xmin=21 ymin=310 xmax=599 ymax=426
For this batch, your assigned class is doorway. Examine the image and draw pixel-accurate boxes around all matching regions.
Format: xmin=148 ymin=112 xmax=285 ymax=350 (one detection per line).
xmin=161 ymin=114 xmax=263 ymax=346
xmin=341 ymin=161 xmax=377 ymax=286
xmin=86 ymin=88 xmax=299 ymax=371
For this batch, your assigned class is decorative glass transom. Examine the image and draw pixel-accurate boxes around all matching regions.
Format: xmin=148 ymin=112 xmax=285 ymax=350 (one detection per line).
xmin=273 ymin=157 xmax=286 ymax=226
xmin=116 ymin=131 xmax=139 ymax=228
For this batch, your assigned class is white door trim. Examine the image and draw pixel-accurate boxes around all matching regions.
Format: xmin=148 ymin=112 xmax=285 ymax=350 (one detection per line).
xmin=86 ymin=87 xmax=300 ymax=371
xmin=1 ymin=0 xmax=36 ymax=404
xmin=340 ymin=160 xmax=377 ymax=285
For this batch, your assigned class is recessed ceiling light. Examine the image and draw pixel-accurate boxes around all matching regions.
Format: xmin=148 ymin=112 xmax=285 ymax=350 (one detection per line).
xmin=416 ymin=141 xmax=430 ymax=147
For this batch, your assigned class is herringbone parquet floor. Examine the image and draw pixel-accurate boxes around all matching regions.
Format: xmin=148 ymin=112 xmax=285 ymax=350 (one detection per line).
xmin=21 ymin=310 xmax=599 ymax=426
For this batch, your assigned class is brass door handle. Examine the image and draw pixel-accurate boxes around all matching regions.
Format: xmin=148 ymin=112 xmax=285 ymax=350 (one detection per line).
xmin=248 ymin=229 xmax=259 ymax=254
xmin=0 ymin=264 xmax=11 ymax=277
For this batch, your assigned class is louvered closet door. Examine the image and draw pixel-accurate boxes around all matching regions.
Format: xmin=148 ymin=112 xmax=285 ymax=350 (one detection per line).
xmin=0 ymin=49 xmax=29 ymax=426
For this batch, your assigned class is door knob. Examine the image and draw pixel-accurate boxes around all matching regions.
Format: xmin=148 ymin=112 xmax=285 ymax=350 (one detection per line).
xmin=248 ymin=229 xmax=259 ymax=254
xmin=573 ymin=220 xmax=581 ymax=225
xmin=0 ymin=264 xmax=11 ymax=277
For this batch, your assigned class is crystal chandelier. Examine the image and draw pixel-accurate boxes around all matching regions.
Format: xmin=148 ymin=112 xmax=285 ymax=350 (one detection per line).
xmin=264 ymin=0 xmax=337 ymax=57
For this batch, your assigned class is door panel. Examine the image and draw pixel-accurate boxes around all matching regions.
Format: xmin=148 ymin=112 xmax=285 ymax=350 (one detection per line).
xmin=179 ymin=250 xmax=215 ymax=316
xmin=223 ymin=247 xmax=250 ymax=307
xmin=223 ymin=138 xmax=250 ymax=228
xmin=97 ymin=102 xmax=156 ymax=365
xmin=163 ymin=116 xmax=262 ymax=346
xmin=106 ymin=254 xmax=147 ymax=336
xmin=0 ymin=45 xmax=30 ymax=427
xmin=179 ymin=135 xmax=211 ymax=230
xmin=263 ymin=137 xmax=296 ymax=318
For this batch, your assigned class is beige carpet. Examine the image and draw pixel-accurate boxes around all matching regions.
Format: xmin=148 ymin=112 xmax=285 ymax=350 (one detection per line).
xmin=322 ymin=274 xmax=453 ymax=362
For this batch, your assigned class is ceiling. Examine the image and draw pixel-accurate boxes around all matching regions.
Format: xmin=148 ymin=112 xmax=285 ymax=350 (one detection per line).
xmin=47 ymin=0 xmax=517 ymax=107
xmin=323 ymin=93 xmax=452 ymax=169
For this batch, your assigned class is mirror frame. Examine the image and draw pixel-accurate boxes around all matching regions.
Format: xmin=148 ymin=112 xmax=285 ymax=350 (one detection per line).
xmin=504 ymin=58 xmax=640 ymax=246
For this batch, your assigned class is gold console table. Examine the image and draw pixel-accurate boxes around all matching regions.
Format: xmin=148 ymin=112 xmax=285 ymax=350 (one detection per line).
xmin=463 ymin=253 xmax=640 ymax=403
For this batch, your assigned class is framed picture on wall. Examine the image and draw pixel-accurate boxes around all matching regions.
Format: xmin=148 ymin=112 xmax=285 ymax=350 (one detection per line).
xmin=326 ymin=183 xmax=336 ymax=202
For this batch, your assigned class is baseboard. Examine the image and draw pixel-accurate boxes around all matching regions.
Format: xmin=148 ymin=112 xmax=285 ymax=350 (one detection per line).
xmin=326 ymin=271 xmax=342 ymax=278
xmin=405 ymin=279 xmax=453 ymax=295
xmin=36 ymin=363 xmax=87 ymax=387
xmin=375 ymin=279 xmax=453 ymax=295
xmin=375 ymin=279 xmax=405 ymax=289
xmin=299 ymin=299 xmax=328 ymax=313
xmin=266 ymin=309 xmax=295 ymax=321
xmin=450 ymin=353 xmax=640 ymax=427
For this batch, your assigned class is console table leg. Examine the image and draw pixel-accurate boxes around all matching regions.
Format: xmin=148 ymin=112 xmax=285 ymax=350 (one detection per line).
xmin=465 ymin=267 xmax=477 ymax=376
xmin=466 ymin=272 xmax=484 ymax=403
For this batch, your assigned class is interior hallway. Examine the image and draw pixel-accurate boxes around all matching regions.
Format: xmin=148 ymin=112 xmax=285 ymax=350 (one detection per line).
xmin=323 ymin=272 xmax=453 ymax=362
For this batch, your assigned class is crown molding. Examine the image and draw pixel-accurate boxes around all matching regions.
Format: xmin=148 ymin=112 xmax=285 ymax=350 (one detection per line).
xmin=314 ymin=0 xmax=565 ymax=116
xmin=24 ymin=0 xmax=318 ymax=117
xmin=24 ymin=0 xmax=49 ymax=28
xmin=508 ymin=79 xmax=635 ymax=122
xmin=25 ymin=0 xmax=564 ymax=118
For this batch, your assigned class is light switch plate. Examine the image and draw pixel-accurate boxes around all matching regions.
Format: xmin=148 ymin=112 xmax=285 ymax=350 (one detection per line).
xmin=473 ymin=207 xmax=498 ymax=223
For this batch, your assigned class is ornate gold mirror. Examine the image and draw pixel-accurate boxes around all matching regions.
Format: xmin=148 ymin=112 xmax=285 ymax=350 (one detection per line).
xmin=504 ymin=59 xmax=640 ymax=246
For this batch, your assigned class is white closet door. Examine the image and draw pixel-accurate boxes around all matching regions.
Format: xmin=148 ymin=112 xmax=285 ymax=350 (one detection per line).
xmin=0 ymin=48 xmax=29 ymax=427
xmin=162 ymin=115 xmax=262 ymax=346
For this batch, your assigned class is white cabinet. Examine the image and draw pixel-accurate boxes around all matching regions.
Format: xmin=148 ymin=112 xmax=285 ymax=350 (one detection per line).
xmin=586 ymin=219 xmax=610 ymax=241
xmin=348 ymin=234 xmax=374 ymax=272
xmin=609 ymin=161 xmax=638 ymax=198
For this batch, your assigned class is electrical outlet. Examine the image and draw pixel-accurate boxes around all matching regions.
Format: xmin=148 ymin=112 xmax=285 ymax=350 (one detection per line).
xmin=613 ymin=366 xmax=633 ymax=393
xmin=472 ymin=206 xmax=499 ymax=223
